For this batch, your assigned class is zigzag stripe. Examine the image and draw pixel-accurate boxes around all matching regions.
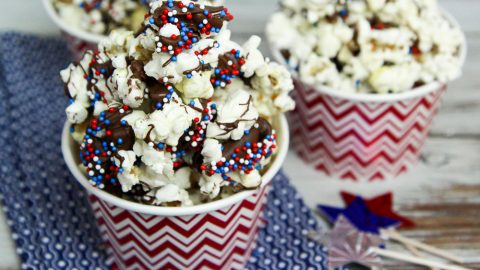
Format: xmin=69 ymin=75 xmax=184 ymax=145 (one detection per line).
xmin=89 ymin=185 xmax=269 ymax=269
xmin=294 ymin=85 xmax=443 ymax=124
xmin=107 ymin=214 xmax=262 ymax=269
xmin=95 ymin=197 xmax=266 ymax=252
xmin=290 ymin=80 xmax=445 ymax=181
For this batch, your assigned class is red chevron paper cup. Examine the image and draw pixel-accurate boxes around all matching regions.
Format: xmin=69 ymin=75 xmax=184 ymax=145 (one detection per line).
xmin=42 ymin=0 xmax=103 ymax=60
xmin=289 ymin=80 xmax=447 ymax=181
xmin=270 ymin=10 xmax=465 ymax=182
xmin=62 ymin=115 xmax=289 ymax=270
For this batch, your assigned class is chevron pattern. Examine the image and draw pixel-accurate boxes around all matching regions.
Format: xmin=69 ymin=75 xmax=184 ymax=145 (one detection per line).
xmin=89 ymin=185 xmax=269 ymax=270
xmin=290 ymin=80 xmax=446 ymax=181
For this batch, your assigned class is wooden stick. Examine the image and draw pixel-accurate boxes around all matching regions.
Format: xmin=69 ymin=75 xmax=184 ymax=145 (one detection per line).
xmin=380 ymin=229 xmax=465 ymax=264
xmin=370 ymin=247 xmax=473 ymax=270
xmin=404 ymin=243 xmax=439 ymax=270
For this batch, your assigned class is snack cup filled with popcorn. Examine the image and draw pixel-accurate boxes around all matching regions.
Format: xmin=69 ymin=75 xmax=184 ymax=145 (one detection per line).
xmin=61 ymin=1 xmax=294 ymax=269
xmin=268 ymin=0 xmax=466 ymax=181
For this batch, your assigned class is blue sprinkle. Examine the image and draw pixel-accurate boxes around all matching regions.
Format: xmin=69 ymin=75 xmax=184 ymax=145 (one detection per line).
xmin=100 ymin=111 xmax=106 ymax=117
xmin=149 ymin=18 xmax=155 ymax=24
xmin=178 ymin=41 xmax=184 ymax=46
xmin=172 ymin=56 xmax=177 ymax=62
xmin=118 ymin=168 xmax=124 ymax=173
xmin=186 ymin=73 xmax=192 ymax=79
xmin=121 ymin=120 xmax=127 ymax=126
xmin=111 ymin=146 xmax=117 ymax=151
xmin=211 ymin=103 xmax=217 ymax=109
xmin=70 ymin=127 xmax=75 ymax=133
xmin=156 ymin=102 xmax=163 ymax=109
xmin=232 ymin=153 xmax=237 ymax=158
xmin=200 ymin=60 xmax=205 ymax=65
xmin=220 ymin=11 xmax=226 ymax=17
xmin=166 ymin=93 xmax=172 ymax=99
xmin=189 ymin=3 xmax=194 ymax=9
xmin=69 ymin=99 xmax=74 ymax=105
xmin=95 ymin=150 xmax=100 ymax=155
xmin=100 ymin=68 xmax=106 ymax=74
xmin=99 ymin=117 xmax=105 ymax=122
xmin=198 ymin=23 xmax=204 ymax=28
xmin=203 ymin=10 xmax=209 ymax=16
xmin=192 ymin=37 xmax=198 ymax=43
xmin=203 ymin=115 xmax=209 ymax=121
xmin=189 ymin=100 xmax=195 ymax=106
xmin=183 ymin=36 xmax=188 ymax=41
xmin=245 ymin=142 xmax=251 ymax=147
xmin=104 ymin=119 xmax=111 ymax=125
xmin=157 ymin=143 xmax=165 ymax=150
xmin=244 ymin=130 xmax=250 ymax=135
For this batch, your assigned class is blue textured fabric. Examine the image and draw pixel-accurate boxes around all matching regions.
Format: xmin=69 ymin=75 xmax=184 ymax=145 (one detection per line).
xmin=0 ymin=33 xmax=332 ymax=270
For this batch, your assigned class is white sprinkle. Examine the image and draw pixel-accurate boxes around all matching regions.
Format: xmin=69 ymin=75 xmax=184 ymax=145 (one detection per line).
xmin=221 ymin=157 xmax=226 ymax=162
xmin=88 ymin=171 xmax=94 ymax=176
xmin=168 ymin=12 xmax=173 ymax=17
xmin=119 ymin=109 xmax=125 ymax=113
xmin=182 ymin=7 xmax=187 ymax=12
xmin=154 ymin=36 xmax=160 ymax=41
xmin=99 ymin=169 xmax=105 ymax=174
xmin=163 ymin=77 xmax=169 ymax=82
xmin=192 ymin=141 xmax=198 ymax=147
xmin=172 ymin=147 xmax=177 ymax=152
xmin=227 ymin=60 xmax=233 ymax=66
xmin=203 ymin=19 xmax=208 ymax=24
xmin=88 ymin=163 xmax=93 ymax=168
xmin=95 ymin=165 xmax=101 ymax=170
xmin=168 ymin=45 xmax=173 ymax=50
xmin=189 ymin=131 xmax=194 ymax=136
xmin=148 ymin=142 xmax=154 ymax=148
xmin=254 ymin=123 xmax=259 ymax=128
xmin=229 ymin=160 xmax=235 ymax=165
xmin=185 ymin=136 xmax=191 ymax=142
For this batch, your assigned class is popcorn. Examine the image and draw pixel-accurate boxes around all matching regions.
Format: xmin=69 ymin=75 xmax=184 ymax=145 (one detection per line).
xmin=51 ymin=0 xmax=148 ymax=35
xmin=62 ymin=1 xmax=294 ymax=206
xmin=268 ymin=0 xmax=465 ymax=94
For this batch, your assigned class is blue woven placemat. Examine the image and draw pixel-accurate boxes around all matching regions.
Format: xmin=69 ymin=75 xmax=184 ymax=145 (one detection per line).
xmin=0 ymin=33 xmax=332 ymax=270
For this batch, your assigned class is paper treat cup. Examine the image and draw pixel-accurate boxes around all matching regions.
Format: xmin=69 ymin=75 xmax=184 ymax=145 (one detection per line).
xmin=42 ymin=0 xmax=104 ymax=59
xmin=270 ymin=10 xmax=465 ymax=181
xmin=289 ymin=79 xmax=446 ymax=181
xmin=62 ymin=115 xmax=289 ymax=270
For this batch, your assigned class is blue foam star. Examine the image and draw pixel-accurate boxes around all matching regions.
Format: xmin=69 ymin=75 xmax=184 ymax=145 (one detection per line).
xmin=318 ymin=197 xmax=400 ymax=234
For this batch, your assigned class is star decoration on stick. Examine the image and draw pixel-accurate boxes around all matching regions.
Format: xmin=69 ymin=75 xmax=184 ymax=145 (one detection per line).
xmin=318 ymin=196 xmax=401 ymax=234
xmin=340 ymin=191 xmax=415 ymax=228
xmin=327 ymin=215 xmax=384 ymax=269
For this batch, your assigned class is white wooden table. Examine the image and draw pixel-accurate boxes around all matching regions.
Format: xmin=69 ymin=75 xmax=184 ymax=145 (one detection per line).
xmin=1 ymin=1 xmax=479 ymax=269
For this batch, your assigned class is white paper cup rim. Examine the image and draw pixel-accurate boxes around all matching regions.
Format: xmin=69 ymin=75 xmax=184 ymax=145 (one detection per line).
xmin=42 ymin=0 xmax=106 ymax=44
xmin=269 ymin=8 xmax=467 ymax=103
xmin=62 ymin=115 xmax=289 ymax=216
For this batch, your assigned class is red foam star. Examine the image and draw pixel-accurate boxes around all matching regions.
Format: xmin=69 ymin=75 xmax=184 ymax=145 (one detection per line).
xmin=341 ymin=191 xmax=415 ymax=228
